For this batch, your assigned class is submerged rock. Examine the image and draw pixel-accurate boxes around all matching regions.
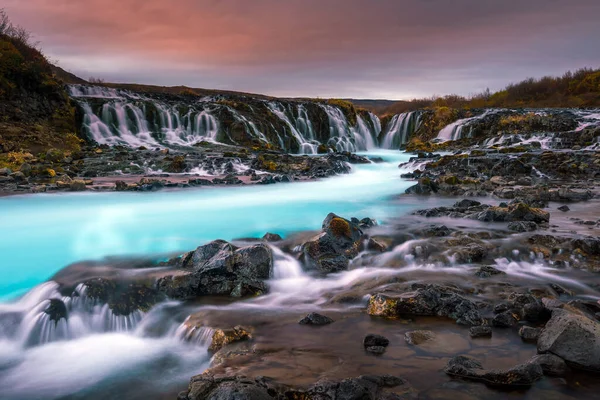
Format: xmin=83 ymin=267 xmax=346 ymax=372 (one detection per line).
xmin=364 ymin=334 xmax=390 ymax=348
xmin=444 ymin=355 xmax=543 ymax=387
xmin=469 ymin=326 xmax=492 ymax=338
xmin=405 ymin=330 xmax=435 ymax=345
xmin=474 ymin=266 xmax=506 ymax=278
xmin=519 ymin=326 xmax=541 ymax=342
xmin=299 ymin=312 xmax=334 ymax=326
xmin=209 ymin=326 xmax=252 ymax=352
xmin=528 ymin=354 xmax=569 ymax=376
xmin=537 ymin=309 xmax=600 ymax=372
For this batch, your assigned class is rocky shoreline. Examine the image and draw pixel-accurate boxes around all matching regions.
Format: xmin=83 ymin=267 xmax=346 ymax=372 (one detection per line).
xmin=0 ymin=143 xmax=373 ymax=197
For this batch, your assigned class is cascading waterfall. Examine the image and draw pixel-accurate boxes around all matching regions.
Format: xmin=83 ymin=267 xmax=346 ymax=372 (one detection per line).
xmin=266 ymin=102 xmax=319 ymax=154
xmin=380 ymin=111 xmax=422 ymax=148
xmin=70 ymin=84 xmax=384 ymax=153
xmin=72 ymin=85 xmax=220 ymax=148
xmin=319 ymin=104 xmax=379 ymax=152
xmin=437 ymin=109 xmax=498 ymax=141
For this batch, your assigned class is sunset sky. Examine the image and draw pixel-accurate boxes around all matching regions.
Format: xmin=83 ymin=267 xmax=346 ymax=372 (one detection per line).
xmin=4 ymin=0 xmax=600 ymax=99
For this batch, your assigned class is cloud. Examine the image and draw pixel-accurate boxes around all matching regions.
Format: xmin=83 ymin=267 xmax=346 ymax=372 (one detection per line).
xmin=4 ymin=0 xmax=600 ymax=98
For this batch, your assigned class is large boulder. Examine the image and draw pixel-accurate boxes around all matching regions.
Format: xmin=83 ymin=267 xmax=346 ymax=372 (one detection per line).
xmin=301 ymin=213 xmax=363 ymax=273
xmin=367 ymin=284 xmax=483 ymax=326
xmin=157 ymin=240 xmax=274 ymax=299
xmin=537 ymin=309 xmax=600 ymax=372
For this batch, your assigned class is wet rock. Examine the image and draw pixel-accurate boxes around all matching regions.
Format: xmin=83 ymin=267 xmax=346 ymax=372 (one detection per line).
xmin=182 ymin=374 xmax=416 ymax=400
xmin=261 ymin=232 xmax=282 ymax=242
xmin=368 ymin=285 xmax=483 ymax=326
xmin=492 ymin=311 xmax=519 ymax=327
xmin=474 ymin=266 xmax=506 ymax=278
xmin=366 ymin=237 xmax=387 ymax=252
xmin=405 ymin=330 xmax=435 ymax=345
xmin=69 ymin=180 xmax=87 ymax=191
xmin=508 ymin=221 xmax=538 ymax=232
xmin=528 ymin=354 xmax=569 ymax=377
xmin=209 ymin=326 xmax=252 ymax=352
xmin=450 ymin=243 xmax=487 ymax=263
xmin=364 ymin=334 xmax=390 ymax=348
xmin=115 ymin=180 xmax=128 ymax=191
xmin=44 ymin=299 xmax=68 ymax=323
xmin=157 ymin=241 xmax=273 ymax=299
xmin=299 ymin=312 xmax=334 ymax=326
xmin=301 ymin=213 xmax=363 ymax=274
xmin=537 ymin=309 xmax=600 ymax=372
xmin=422 ymin=224 xmax=451 ymax=237
xmin=444 ymin=355 xmax=543 ymax=387
xmin=571 ymin=237 xmax=600 ymax=256
xmin=10 ymin=171 xmax=27 ymax=183
xmin=405 ymin=177 xmax=438 ymax=195
xmin=558 ymin=205 xmax=570 ymax=212
xmin=469 ymin=326 xmax=492 ymax=338
xmin=476 ymin=202 xmax=550 ymax=224
xmin=0 ymin=167 xmax=12 ymax=176
xmin=519 ymin=326 xmax=541 ymax=342
xmin=454 ymin=199 xmax=481 ymax=209
xmin=365 ymin=346 xmax=386 ymax=355
xmin=188 ymin=178 xmax=213 ymax=186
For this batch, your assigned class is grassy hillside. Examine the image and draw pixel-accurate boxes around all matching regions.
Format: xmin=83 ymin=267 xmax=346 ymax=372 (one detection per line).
xmin=362 ymin=68 xmax=600 ymax=116
xmin=0 ymin=10 xmax=80 ymax=167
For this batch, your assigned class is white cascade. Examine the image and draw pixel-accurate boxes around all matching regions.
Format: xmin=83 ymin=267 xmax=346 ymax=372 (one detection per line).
xmin=381 ymin=111 xmax=421 ymax=148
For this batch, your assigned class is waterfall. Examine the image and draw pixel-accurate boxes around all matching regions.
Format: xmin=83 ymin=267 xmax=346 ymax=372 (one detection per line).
xmin=437 ymin=109 xmax=496 ymax=142
xmin=70 ymin=84 xmax=384 ymax=153
xmin=74 ymin=86 xmax=221 ymax=148
xmin=0 ymin=282 xmax=146 ymax=348
xmin=266 ymin=102 xmax=319 ymax=154
xmin=319 ymin=105 xmax=379 ymax=152
xmin=380 ymin=111 xmax=422 ymax=148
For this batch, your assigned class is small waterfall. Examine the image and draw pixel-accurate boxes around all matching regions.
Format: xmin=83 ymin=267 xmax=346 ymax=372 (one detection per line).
xmin=0 ymin=282 xmax=146 ymax=348
xmin=320 ymin=105 xmax=379 ymax=152
xmin=437 ymin=110 xmax=496 ymax=142
xmin=266 ymin=102 xmax=319 ymax=154
xmin=271 ymin=246 xmax=305 ymax=279
xmin=72 ymin=85 xmax=221 ymax=148
xmin=381 ymin=111 xmax=422 ymax=148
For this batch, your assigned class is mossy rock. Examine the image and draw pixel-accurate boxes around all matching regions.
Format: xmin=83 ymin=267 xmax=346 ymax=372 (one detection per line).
xmin=329 ymin=217 xmax=352 ymax=238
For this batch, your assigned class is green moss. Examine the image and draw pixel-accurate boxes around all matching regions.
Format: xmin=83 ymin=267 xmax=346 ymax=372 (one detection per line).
xmin=330 ymin=217 xmax=351 ymax=238
xmin=444 ymin=176 xmax=460 ymax=185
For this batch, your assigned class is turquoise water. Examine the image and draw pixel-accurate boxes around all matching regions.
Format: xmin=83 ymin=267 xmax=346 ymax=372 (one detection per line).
xmin=0 ymin=150 xmax=420 ymax=300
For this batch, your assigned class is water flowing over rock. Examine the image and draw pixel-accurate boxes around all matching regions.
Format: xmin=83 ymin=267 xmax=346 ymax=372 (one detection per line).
xmin=70 ymin=85 xmax=381 ymax=154
xmin=380 ymin=111 xmax=422 ymax=149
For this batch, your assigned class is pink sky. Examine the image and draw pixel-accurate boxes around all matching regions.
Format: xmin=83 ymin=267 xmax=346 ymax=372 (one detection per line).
xmin=4 ymin=0 xmax=600 ymax=99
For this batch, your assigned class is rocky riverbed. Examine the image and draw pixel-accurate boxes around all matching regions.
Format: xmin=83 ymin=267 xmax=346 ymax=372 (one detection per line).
xmin=1 ymin=191 xmax=599 ymax=399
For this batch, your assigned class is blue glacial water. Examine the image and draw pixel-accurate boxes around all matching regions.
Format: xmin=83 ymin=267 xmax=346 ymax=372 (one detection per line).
xmin=0 ymin=150 xmax=427 ymax=300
